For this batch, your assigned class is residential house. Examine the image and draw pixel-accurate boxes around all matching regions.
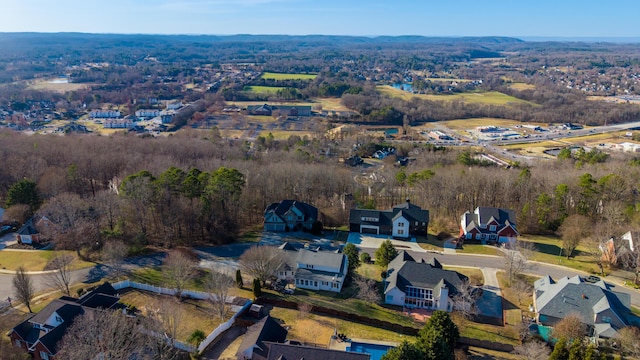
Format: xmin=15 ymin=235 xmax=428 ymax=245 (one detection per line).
xmin=264 ymin=200 xmax=318 ymax=232
xmin=349 ymin=200 xmax=429 ymax=239
xmin=247 ymin=104 xmax=312 ymax=117
xmin=103 ymin=119 xmax=135 ymax=129
xmin=460 ymin=207 xmax=519 ymax=245
xmin=135 ymin=109 xmax=161 ymax=118
xmin=166 ymin=101 xmax=183 ymax=110
xmin=16 ymin=218 xmax=40 ymax=245
xmin=264 ymin=342 xmax=371 ymax=360
xmin=9 ymin=282 xmax=123 ymax=360
xmin=384 ymin=251 xmax=467 ymax=311
xmin=236 ymin=316 xmax=288 ymax=360
xmin=533 ymin=275 xmax=632 ymax=338
xmin=600 ymin=230 xmax=637 ymax=266
xmin=277 ymin=243 xmax=348 ymax=293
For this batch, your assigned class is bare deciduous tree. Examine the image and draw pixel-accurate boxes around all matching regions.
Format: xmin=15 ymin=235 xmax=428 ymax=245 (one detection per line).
xmin=558 ymin=214 xmax=592 ymax=259
xmin=512 ymin=277 xmax=533 ymax=306
xmin=102 ymin=240 xmax=128 ymax=279
xmin=12 ymin=266 xmax=34 ymax=313
xmin=298 ymin=302 xmax=313 ymax=319
xmin=155 ymin=298 xmax=184 ymax=348
xmin=239 ymin=245 xmax=285 ymax=285
xmin=512 ymin=339 xmax=551 ymax=360
xmin=56 ymin=310 xmax=157 ymax=360
xmin=353 ymin=275 xmax=380 ymax=306
xmin=551 ymin=313 xmax=587 ymax=341
xmin=503 ymin=241 xmax=536 ymax=284
xmin=452 ymin=280 xmax=481 ymax=321
xmin=162 ymin=250 xmax=195 ymax=300
xmin=205 ymin=270 xmax=235 ymax=320
xmin=44 ymin=253 xmax=74 ymax=296
xmin=618 ymin=326 xmax=640 ymax=359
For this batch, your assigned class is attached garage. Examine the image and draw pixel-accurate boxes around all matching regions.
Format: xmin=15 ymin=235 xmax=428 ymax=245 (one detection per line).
xmin=360 ymin=225 xmax=379 ymax=235
xmin=265 ymin=223 xmax=286 ymax=231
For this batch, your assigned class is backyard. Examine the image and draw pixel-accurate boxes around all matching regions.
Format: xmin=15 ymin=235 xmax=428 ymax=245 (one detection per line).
xmin=0 ymin=250 xmax=94 ymax=271
xmin=519 ymin=234 xmax=601 ymax=274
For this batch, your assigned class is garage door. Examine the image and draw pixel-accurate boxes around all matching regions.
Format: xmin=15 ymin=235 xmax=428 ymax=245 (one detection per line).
xmin=265 ymin=223 xmax=285 ymax=231
xmin=361 ymin=226 xmax=379 ymax=235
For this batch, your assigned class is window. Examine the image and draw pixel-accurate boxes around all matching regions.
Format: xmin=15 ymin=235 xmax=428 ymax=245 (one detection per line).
xmin=14 ymin=339 xmax=20 ymax=348
xmin=386 ymin=295 xmax=393 ymax=302
xmin=40 ymin=351 xmax=50 ymax=360
xmin=306 ymin=264 xmax=314 ymax=269
xmin=398 ymin=222 xmax=404 ymax=227
xmin=489 ymin=225 xmax=497 ymax=232
xmin=55 ymin=316 xmax=62 ymax=323
xmin=398 ymin=229 xmax=404 ymax=235
xmin=314 ymin=281 xmax=318 ymax=287
xmin=602 ymin=316 xmax=612 ymax=323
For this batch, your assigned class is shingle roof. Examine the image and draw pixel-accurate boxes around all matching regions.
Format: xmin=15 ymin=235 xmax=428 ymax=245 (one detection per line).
xmin=264 ymin=342 xmax=371 ymax=360
xmin=350 ymin=201 xmax=429 ymax=227
xmin=237 ymin=316 xmax=288 ymax=359
xmin=385 ymin=252 xmax=466 ymax=296
xmin=29 ymin=299 xmax=80 ymax=325
xmin=534 ymin=275 xmax=629 ymax=331
xmin=265 ymin=200 xmax=318 ymax=222
xmin=296 ymin=249 xmax=344 ymax=270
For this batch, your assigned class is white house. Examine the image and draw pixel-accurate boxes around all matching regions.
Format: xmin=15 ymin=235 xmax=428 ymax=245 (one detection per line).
xmin=384 ymin=252 xmax=467 ymax=311
xmin=277 ymin=243 xmax=348 ymax=293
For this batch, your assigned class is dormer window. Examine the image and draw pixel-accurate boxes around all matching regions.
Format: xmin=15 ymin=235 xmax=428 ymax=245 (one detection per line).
xmin=55 ymin=316 xmax=63 ymax=323
xmin=489 ymin=225 xmax=496 ymax=231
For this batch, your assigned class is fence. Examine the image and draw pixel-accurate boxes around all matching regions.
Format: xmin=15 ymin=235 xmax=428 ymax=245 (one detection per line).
xmin=112 ymin=279 xmax=252 ymax=354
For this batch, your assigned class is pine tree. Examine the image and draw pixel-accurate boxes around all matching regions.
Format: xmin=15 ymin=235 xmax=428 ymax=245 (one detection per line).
xmin=252 ymin=278 xmax=262 ymax=298
xmin=235 ymin=269 xmax=244 ymax=289
xmin=549 ymin=338 xmax=569 ymax=360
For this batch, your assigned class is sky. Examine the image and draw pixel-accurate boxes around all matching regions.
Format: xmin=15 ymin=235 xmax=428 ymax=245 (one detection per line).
xmin=1 ymin=0 xmax=640 ymax=39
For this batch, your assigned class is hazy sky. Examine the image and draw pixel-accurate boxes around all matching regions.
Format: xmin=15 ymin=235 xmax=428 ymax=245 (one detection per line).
xmin=1 ymin=0 xmax=639 ymax=38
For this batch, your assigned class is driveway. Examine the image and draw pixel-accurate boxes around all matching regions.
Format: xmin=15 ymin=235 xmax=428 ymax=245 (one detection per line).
xmin=347 ymin=233 xmax=426 ymax=254
xmin=200 ymin=325 xmax=245 ymax=360
xmin=0 ymin=232 xmax=17 ymax=249
xmin=476 ymin=268 xmax=503 ymax=321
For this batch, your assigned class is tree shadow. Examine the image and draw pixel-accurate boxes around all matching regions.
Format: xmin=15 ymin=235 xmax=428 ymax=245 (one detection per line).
xmin=531 ymin=242 xmax=563 ymax=256
xmin=82 ymin=263 xmax=110 ymax=284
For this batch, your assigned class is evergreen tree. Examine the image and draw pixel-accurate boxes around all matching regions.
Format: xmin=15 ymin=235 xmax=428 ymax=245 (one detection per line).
xmin=381 ymin=340 xmax=423 ymax=360
xmin=342 ymin=243 xmax=361 ymax=273
xmin=252 ymin=278 xmax=262 ymax=298
xmin=568 ymin=339 xmax=584 ymax=360
xmin=235 ymin=269 xmax=244 ymax=289
xmin=549 ymin=338 xmax=569 ymax=360
xmin=417 ymin=310 xmax=459 ymax=360
xmin=375 ymin=239 xmax=399 ymax=268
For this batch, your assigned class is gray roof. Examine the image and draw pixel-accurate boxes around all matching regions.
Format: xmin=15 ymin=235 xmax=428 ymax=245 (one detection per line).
xmin=265 ymin=342 xmax=371 ymax=360
xmin=534 ymin=275 xmax=630 ymax=333
xmin=265 ymin=200 xmax=318 ymax=222
xmin=237 ymin=316 xmax=288 ymax=359
xmin=386 ymin=252 xmax=466 ymax=296
xmin=462 ymin=207 xmax=517 ymax=234
xmin=350 ymin=201 xmax=429 ymax=227
xmin=296 ymin=249 xmax=344 ymax=270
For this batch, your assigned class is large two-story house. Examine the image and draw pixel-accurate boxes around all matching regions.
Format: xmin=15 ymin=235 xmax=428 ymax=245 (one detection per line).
xmin=9 ymin=282 xmax=123 ymax=360
xmin=533 ymin=275 xmax=633 ymax=339
xmin=277 ymin=243 xmax=348 ymax=293
xmin=264 ymin=200 xmax=318 ymax=232
xmin=349 ymin=200 xmax=429 ymax=239
xmin=460 ymin=207 xmax=519 ymax=245
xmin=383 ymin=252 xmax=467 ymax=311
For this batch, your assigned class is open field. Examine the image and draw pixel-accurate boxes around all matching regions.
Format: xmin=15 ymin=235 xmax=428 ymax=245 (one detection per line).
xmin=260 ymin=72 xmax=317 ymax=80
xmin=0 ymin=250 xmax=94 ymax=271
xmin=264 ymin=130 xmax=316 ymax=140
xmin=119 ymin=289 xmax=225 ymax=343
xmin=243 ymin=85 xmax=287 ymax=94
xmin=436 ymin=117 xmax=533 ymax=130
xmin=28 ymin=79 xmax=92 ymax=93
xmin=519 ymin=234 xmax=601 ymax=274
xmin=507 ymin=83 xmax=536 ymax=91
xmin=377 ymin=86 xmax=535 ymax=106
xmin=557 ymin=131 xmax=629 ymax=145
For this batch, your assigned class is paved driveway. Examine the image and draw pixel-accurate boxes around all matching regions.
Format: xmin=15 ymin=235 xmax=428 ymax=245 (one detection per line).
xmin=347 ymin=233 xmax=427 ymax=253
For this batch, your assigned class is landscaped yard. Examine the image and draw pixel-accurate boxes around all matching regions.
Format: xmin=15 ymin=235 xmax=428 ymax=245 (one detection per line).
xmin=519 ymin=234 xmax=600 ymax=274
xmin=119 ymin=289 xmax=226 ymax=343
xmin=0 ymin=250 xmax=94 ymax=272
xmin=415 ymin=234 xmax=446 ymax=251
xmin=456 ymin=318 xmax=519 ymax=346
xmin=443 ymin=266 xmax=484 ymax=286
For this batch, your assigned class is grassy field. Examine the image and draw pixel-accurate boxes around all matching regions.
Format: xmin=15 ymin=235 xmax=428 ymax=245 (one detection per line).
xmin=424 ymin=77 xmax=473 ymax=83
xmin=28 ymin=79 xmax=91 ymax=93
xmin=415 ymin=234 xmax=446 ymax=251
xmin=508 ymin=83 xmax=536 ymax=91
xmin=377 ymin=86 xmax=535 ymax=106
xmin=260 ymin=72 xmax=317 ymax=80
xmin=0 ymin=250 xmax=94 ymax=271
xmin=437 ymin=117 xmax=533 ymax=130
xmin=119 ymin=289 xmax=225 ymax=343
xmin=243 ymin=85 xmax=287 ymax=94
xmin=559 ymin=131 xmax=629 ymax=145
xmin=264 ymin=130 xmax=316 ymax=140
xmin=519 ymin=234 xmax=600 ymax=274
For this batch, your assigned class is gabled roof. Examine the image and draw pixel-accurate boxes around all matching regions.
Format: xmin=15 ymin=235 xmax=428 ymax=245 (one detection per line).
xmin=17 ymin=217 xmax=38 ymax=236
xmin=29 ymin=299 xmax=81 ymax=325
xmin=350 ymin=200 xmax=429 ymax=226
xmin=534 ymin=275 xmax=630 ymax=331
xmin=296 ymin=249 xmax=344 ymax=270
xmin=386 ymin=252 xmax=466 ymax=296
xmin=475 ymin=207 xmax=516 ymax=227
xmin=265 ymin=200 xmax=318 ymax=222
xmin=237 ymin=316 xmax=288 ymax=359
xmin=264 ymin=342 xmax=371 ymax=360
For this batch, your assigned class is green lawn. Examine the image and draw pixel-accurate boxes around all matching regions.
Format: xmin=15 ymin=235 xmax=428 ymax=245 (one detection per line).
xmin=415 ymin=234 xmax=446 ymax=251
xmin=457 ymin=319 xmax=519 ymax=346
xmin=260 ymin=72 xmax=317 ymax=80
xmin=0 ymin=250 xmax=94 ymax=271
xmin=377 ymin=86 xmax=536 ymax=106
xmin=236 ymin=229 xmax=262 ymax=243
xmin=443 ymin=266 xmax=484 ymax=286
xmin=243 ymin=85 xmax=288 ymax=94
xmin=457 ymin=244 xmax=502 ymax=256
xmin=519 ymin=234 xmax=601 ymax=274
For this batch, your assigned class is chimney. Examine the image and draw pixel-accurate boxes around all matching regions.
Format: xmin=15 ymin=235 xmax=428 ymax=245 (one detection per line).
xmin=406 ymin=198 xmax=410 ymax=206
